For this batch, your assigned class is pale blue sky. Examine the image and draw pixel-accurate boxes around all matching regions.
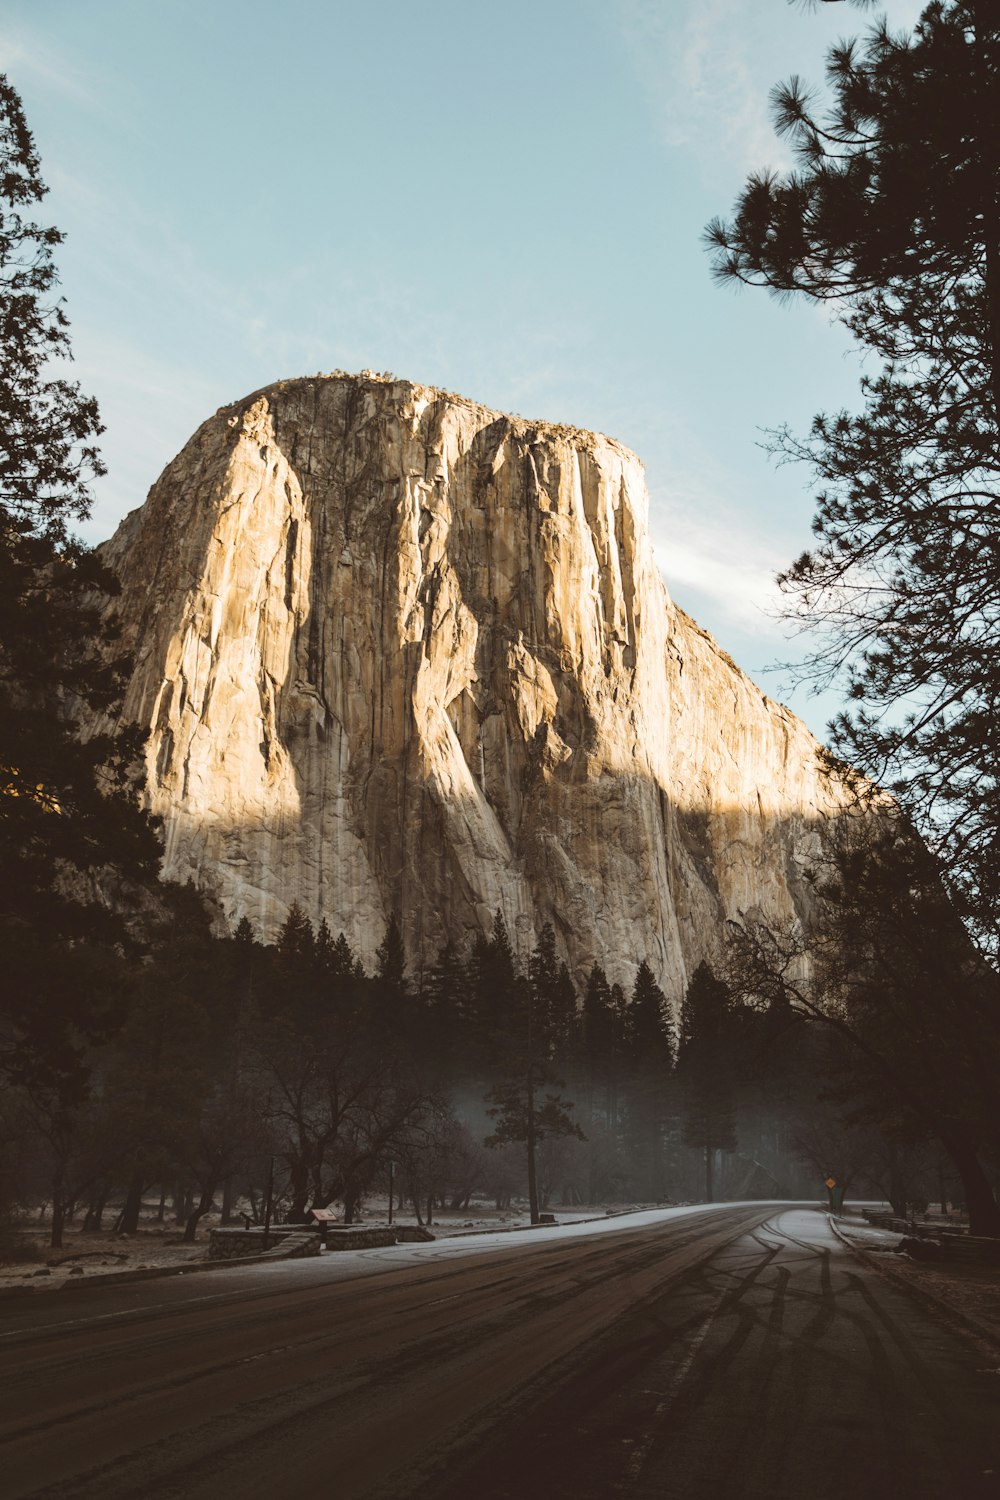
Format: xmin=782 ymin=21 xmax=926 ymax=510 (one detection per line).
xmin=3 ymin=0 xmax=925 ymax=737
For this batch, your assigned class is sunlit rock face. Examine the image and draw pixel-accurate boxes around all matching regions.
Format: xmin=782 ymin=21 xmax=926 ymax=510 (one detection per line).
xmin=100 ymin=374 xmax=848 ymax=1001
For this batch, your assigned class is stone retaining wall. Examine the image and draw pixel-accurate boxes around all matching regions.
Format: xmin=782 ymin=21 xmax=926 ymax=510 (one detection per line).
xmin=208 ymin=1225 xmax=435 ymax=1259
xmin=208 ymin=1228 xmax=320 ymax=1261
xmin=324 ymin=1227 xmax=397 ymax=1251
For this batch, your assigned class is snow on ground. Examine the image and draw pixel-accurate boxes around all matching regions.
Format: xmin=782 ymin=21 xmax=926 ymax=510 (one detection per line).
xmin=12 ymin=1198 xmax=997 ymax=1350
xmin=0 ymin=1231 xmax=205 ymax=1291
xmin=0 ymin=1201 xmax=822 ymax=1295
xmin=833 ymin=1208 xmax=1000 ymax=1349
xmin=79 ymin=1202 xmax=802 ymax=1299
xmin=422 ymin=1200 xmax=815 ymax=1254
xmin=834 ymin=1218 xmax=909 ymax=1254
xmin=751 ymin=1207 xmax=839 ymax=1247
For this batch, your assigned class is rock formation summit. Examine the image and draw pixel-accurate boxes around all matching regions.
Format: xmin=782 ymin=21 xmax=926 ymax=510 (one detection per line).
xmin=101 ymin=372 xmax=848 ymax=1001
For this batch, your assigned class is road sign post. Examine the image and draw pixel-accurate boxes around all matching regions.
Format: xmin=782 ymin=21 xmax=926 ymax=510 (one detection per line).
xmin=263 ymin=1155 xmax=275 ymax=1249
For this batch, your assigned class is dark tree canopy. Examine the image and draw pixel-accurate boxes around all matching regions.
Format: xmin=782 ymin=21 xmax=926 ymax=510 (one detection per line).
xmin=528 ymin=923 xmax=577 ymax=1052
xmin=726 ymin=819 xmax=1000 ymax=1235
xmin=276 ymin=902 xmax=315 ymax=964
xmin=708 ymin=1 xmax=999 ymax=416
xmin=0 ymin=76 xmax=103 ymax=544
xmin=0 ymin=74 xmax=159 ymax=931
xmin=678 ymin=962 xmax=738 ymax=1162
xmin=0 ymin=76 xmax=160 ymax=1099
xmin=581 ymin=962 xmax=614 ymax=1060
xmin=626 ymin=960 xmax=676 ymax=1065
xmin=707 ymin=3 xmax=1000 ymax=949
xmin=375 ymin=913 xmax=407 ymax=992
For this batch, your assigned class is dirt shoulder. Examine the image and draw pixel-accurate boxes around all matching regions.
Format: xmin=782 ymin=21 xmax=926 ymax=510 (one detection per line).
xmin=0 ymin=1227 xmax=206 ymax=1294
xmin=832 ymin=1211 xmax=1000 ymax=1354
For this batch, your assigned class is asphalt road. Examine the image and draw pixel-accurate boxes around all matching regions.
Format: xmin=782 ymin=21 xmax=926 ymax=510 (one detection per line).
xmin=1 ymin=1204 xmax=998 ymax=1500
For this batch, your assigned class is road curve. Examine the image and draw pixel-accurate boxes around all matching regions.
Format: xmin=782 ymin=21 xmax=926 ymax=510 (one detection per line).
xmin=1 ymin=1205 xmax=997 ymax=1499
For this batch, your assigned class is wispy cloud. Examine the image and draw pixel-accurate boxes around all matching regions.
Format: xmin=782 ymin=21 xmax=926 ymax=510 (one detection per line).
xmin=650 ymin=489 xmax=785 ymax=636
xmin=0 ymin=27 xmax=102 ymax=111
xmin=62 ymin=328 xmax=221 ymax=543
xmin=615 ymin=0 xmax=936 ymax=186
xmin=615 ymin=0 xmax=794 ymax=180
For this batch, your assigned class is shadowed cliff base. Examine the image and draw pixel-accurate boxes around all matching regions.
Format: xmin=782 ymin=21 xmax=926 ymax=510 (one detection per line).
xmin=154 ymin=795 xmax=841 ymax=1006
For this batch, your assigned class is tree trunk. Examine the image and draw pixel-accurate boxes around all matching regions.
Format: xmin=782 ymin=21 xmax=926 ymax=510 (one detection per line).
xmin=287 ymin=1161 xmax=309 ymax=1223
xmin=938 ymin=1161 xmax=949 ymax=1219
xmin=50 ymin=1161 xmax=66 ymax=1250
xmin=526 ymin=1071 xmax=539 ymax=1225
xmin=887 ymin=1145 xmax=907 ymax=1218
xmin=220 ymin=1177 xmax=234 ymax=1225
xmin=117 ymin=1167 xmax=144 ymax=1235
xmin=940 ymin=1125 xmax=1000 ymax=1237
xmin=50 ymin=1196 xmax=64 ymax=1250
xmin=183 ymin=1180 xmax=218 ymax=1244
xmin=705 ymin=1145 xmax=714 ymax=1204
xmin=83 ymin=1185 xmax=108 ymax=1232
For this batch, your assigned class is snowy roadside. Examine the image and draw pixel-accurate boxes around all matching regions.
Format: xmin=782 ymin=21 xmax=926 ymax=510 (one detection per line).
xmin=16 ymin=1200 xmax=971 ymax=1304
xmin=831 ymin=1210 xmax=1000 ymax=1354
xmin=0 ymin=1200 xmax=802 ymax=1297
xmin=0 ymin=1212 xmax=640 ymax=1295
xmin=0 ymin=1211 xmax=609 ymax=1294
xmin=0 ymin=1231 xmax=206 ymax=1295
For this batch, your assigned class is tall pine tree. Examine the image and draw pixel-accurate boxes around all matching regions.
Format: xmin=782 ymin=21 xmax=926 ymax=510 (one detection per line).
xmin=707 ymin=2 xmax=1000 ymax=946
xmin=0 ymin=75 xmax=160 ymax=1101
xmin=678 ymin=962 xmax=738 ymax=1203
xmin=624 ymin=961 xmax=676 ymax=1201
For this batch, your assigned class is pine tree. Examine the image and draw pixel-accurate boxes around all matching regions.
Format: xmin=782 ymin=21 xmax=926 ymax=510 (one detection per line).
xmin=375 ymin=913 xmax=407 ymax=995
xmin=0 ymin=75 xmax=159 ymax=932
xmin=476 ymin=923 xmax=583 ymax=1223
xmin=706 ymin=2 xmax=1000 ymax=946
xmin=626 ymin=961 xmax=676 ymax=1066
xmin=330 ymin=931 xmax=358 ymax=981
xmin=313 ymin=918 xmax=362 ymax=1016
xmin=470 ymin=909 xmax=518 ymax=1058
xmin=0 ymin=75 xmax=160 ymax=1100
xmin=727 ymin=819 xmax=1000 ymax=1235
xmin=422 ymin=939 xmax=471 ymax=1072
xmin=233 ymin=916 xmax=259 ymax=948
xmin=314 ymin=918 xmax=337 ymax=971
xmin=582 ymin=963 xmax=613 ymax=1057
xmin=276 ymin=902 xmax=315 ymax=965
xmin=528 ymin=923 xmax=577 ymax=1053
xmin=484 ymin=995 xmax=585 ymax=1228
xmin=625 ymin=961 xmax=676 ymax=1200
xmin=678 ymin=962 xmax=738 ymax=1202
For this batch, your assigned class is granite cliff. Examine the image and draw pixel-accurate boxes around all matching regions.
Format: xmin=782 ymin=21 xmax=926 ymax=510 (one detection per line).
xmin=99 ymin=373 xmax=851 ymax=1002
